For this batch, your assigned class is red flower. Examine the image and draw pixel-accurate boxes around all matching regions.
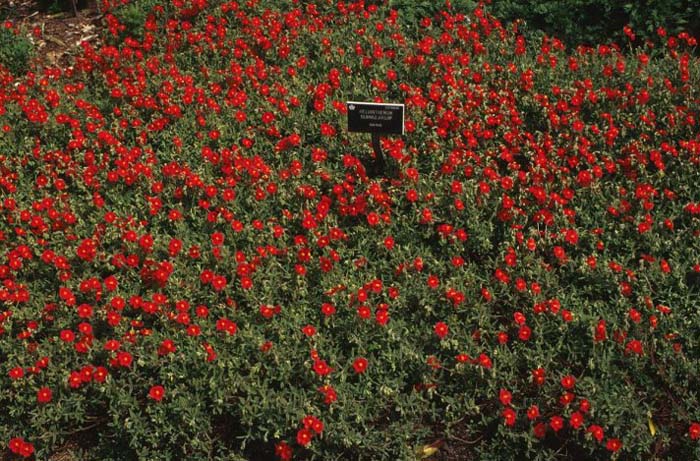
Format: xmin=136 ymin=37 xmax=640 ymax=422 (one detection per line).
xmin=375 ymin=309 xmax=390 ymax=326
xmin=605 ymin=438 xmax=622 ymax=452
xmin=60 ymin=329 xmax=76 ymax=342
xmin=587 ymin=424 xmax=604 ymax=442
xmin=76 ymin=238 xmax=97 ymax=261
xmin=434 ymin=321 xmax=449 ymax=339
xmin=527 ymin=405 xmax=540 ymax=420
xmin=116 ymin=351 xmax=133 ymax=367
xmin=210 ymin=232 xmax=224 ymax=246
xmin=321 ymin=303 xmax=336 ymax=317
xmin=37 ymin=386 xmax=52 ymax=404
xmin=594 ymin=319 xmax=607 ymax=342
xmin=240 ymin=276 xmax=253 ymax=290
xmin=383 ymin=236 xmax=395 ymax=250
xmin=8 ymin=367 xmax=24 ymax=380
xmin=93 ymin=367 xmax=109 ymax=383
xmin=148 ymin=385 xmax=165 ymax=401
xmin=533 ymin=422 xmax=547 ymax=439
xmin=313 ymin=359 xmax=332 ymax=376
xmin=499 ymin=389 xmax=512 ymax=406
xmin=318 ymin=385 xmax=337 ymax=405
xmin=579 ymin=399 xmax=591 ymax=413
xmin=513 ymin=311 xmax=526 ymax=325
xmin=532 ymin=367 xmax=546 ymax=386
xmin=564 ymin=228 xmax=579 ymax=245
xmin=275 ymin=441 xmax=293 ymax=460
xmin=68 ymin=371 xmax=83 ymax=388
xmin=569 ymin=411 xmax=584 ymax=429
xmin=302 ymin=415 xmax=324 ymax=434
xmin=366 ymin=212 xmax=380 ymax=226
xmin=427 ymin=274 xmax=440 ymax=289
xmin=296 ymin=428 xmax=313 ymax=447
xmin=357 ymin=305 xmax=371 ymax=319
xmin=560 ymin=374 xmax=576 ymax=389
xmin=518 ymin=325 xmax=532 ymax=341
xmin=689 ymin=422 xmax=700 ymax=440
xmin=8 ymin=438 xmax=24 ymax=454
xmin=8 ymin=437 xmax=34 ymax=457
xmin=502 ymin=407 xmax=516 ymax=426
xmin=216 ymin=318 xmax=237 ymax=336
xmin=211 ymin=275 xmax=228 ymax=292
xmin=626 ymin=339 xmax=644 ymax=355
xmin=552 ymin=246 xmax=567 ymax=262
xmin=103 ymin=339 xmax=121 ymax=352
xmin=477 ymin=353 xmax=492 ymax=369
xmin=560 ymin=391 xmax=575 ymax=406
xmin=550 ymin=415 xmax=564 ymax=432
xmin=352 ymin=357 xmax=368 ymax=374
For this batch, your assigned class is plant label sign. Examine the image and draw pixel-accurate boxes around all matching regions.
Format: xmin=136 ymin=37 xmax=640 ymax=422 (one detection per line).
xmin=347 ymin=101 xmax=405 ymax=135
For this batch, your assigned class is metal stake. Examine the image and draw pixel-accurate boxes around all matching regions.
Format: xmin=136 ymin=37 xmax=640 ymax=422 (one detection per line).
xmin=368 ymin=132 xmax=386 ymax=178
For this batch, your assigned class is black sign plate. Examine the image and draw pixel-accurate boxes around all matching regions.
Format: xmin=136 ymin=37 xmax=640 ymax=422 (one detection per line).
xmin=347 ymin=101 xmax=404 ymax=135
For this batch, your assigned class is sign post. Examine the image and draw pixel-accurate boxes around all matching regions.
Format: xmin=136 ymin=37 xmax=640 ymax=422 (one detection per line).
xmin=347 ymin=101 xmax=405 ymax=178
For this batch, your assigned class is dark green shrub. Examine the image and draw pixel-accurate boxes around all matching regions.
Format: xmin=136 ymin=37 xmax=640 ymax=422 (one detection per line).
xmin=484 ymin=0 xmax=700 ymax=47
xmin=0 ymin=26 xmax=33 ymax=76
xmin=390 ymin=0 xmax=477 ymax=30
xmin=484 ymin=0 xmax=625 ymax=46
xmin=103 ymin=0 xmax=166 ymax=42
xmin=36 ymin=0 xmax=89 ymax=14
xmin=623 ymin=1 xmax=700 ymax=41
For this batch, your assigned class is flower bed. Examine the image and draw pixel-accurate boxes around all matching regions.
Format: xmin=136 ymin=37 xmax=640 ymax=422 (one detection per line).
xmin=0 ymin=1 xmax=699 ymax=459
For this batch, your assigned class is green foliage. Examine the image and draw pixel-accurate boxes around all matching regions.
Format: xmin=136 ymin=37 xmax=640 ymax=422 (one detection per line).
xmin=0 ymin=26 xmax=33 ymax=76
xmin=623 ymin=1 xmax=700 ymax=39
xmin=46 ymin=1 xmax=66 ymax=14
xmin=484 ymin=0 xmax=700 ymax=47
xmin=36 ymin=0 xmax=88 ymax=13
xmin=390 ymin=0 xmax=477 ymax=30
xmin=0 ymin=4 xmax=10 ymax=20
xmin=107 ymin=0 xmax=165 ymax=41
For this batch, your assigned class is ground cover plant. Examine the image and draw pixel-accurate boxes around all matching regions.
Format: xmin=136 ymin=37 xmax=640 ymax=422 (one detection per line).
xmin=0 ymin=1 xmax=700 ymax=460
